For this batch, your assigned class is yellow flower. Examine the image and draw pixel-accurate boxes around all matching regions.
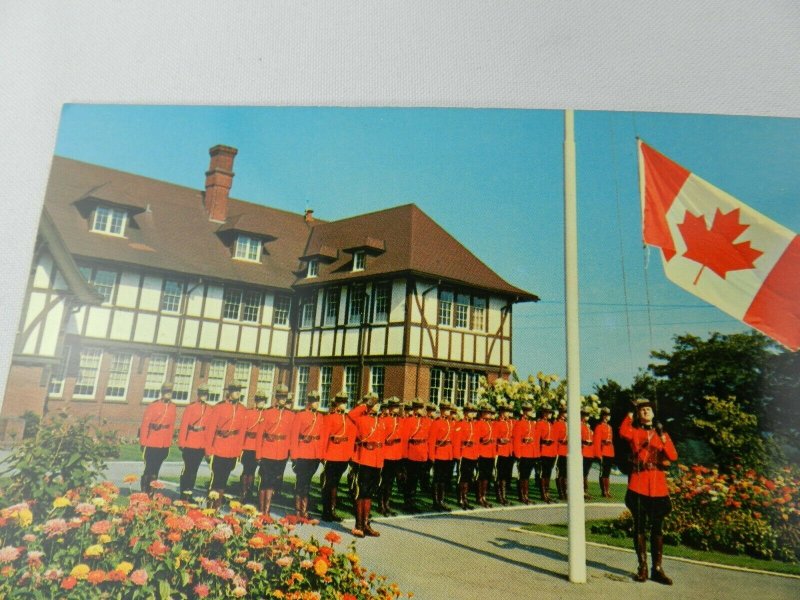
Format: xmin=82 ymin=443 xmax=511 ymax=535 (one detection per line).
xmin=71 ymin=564 xmax=91 ymax=579
xmin=123 ymin=474 xmax=138 ymax=484
xmin=16 ymin=508 xmax=33 ymax=527
xmin=208 ymin=491 xmax=220 ymax=500
xmin=314 ymin=559 xmax=328 ymax=577
xmin=53 ymin=497 xmax=71 ymax=509
xmin=115 ymin=561 xmax=134 ymax=575
xmin=229 ymin=500 xmax=242 ymax=511
xmin=98 ymin=534 xmax=112 ymax=544
xmin=202 ymin=508 xmax=216 ymax=516
xmin=272 ymin=592 xmax=285 ymax=599
xmin=346 ymin=552 xmax=359 ymax=564
xmin=84 ymin=544 xmax=104 ymax=557
xmin=91 ymin=497 xmax=106 ymax=507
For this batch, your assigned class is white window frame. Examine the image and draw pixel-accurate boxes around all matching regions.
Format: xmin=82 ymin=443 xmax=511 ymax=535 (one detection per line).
xmin=47 ymin=346 xmax=71 ymax=398
xmin=143 ymin=354 xmax=169 ymax=402
xmin=272 ymin=295 xmax=291 ymax=327
xmin=256 ymin=362 xmax=275 ymax=400
xmin=455 ymin=293 xmax=470 ymax=329
xmin=161 ymin=279 xmax=183 ymax=313
xmin=442 ymin=370 xmax=455 ymax=404
xmin=429 ymin=368 xmax=442 ymax=404
xmin=348 ymin=285 xmax=365 ymax=325
xmin=469 ymin=372 xmax=482 ymax=403
xmin=172 ymin=356 xmax=196 ymax=404
xmin=232 ymin=361 xmax=252 ymax=402
xmin=80 ymin=268 xmax=116 ymax=305
xmin=370 ymin=366 xmax=385 ymax=400
xmin=373 ymin=284 xmax=390 ymax=323
xmin=455 ymin=371 xmax=468 ymax=407
xmin=73 ymin=348 xmax=103 ymax=400
xmin=353 ymin=250 xmax=366 ymax=272
xmin=438 ymin=290 xmax=453 ymax=327
xmin=91 ymin=205 xmax=127 ymax=237
xmin=222 ymin=288 xmax=243 ymax=320
xmin=206 ymin=359 xmax=227 ymax=404
xmin=344 ymin=366 xmax=359 ymax=407
xmin=319 ymin=366 xmax=333 ymax=409
xmin=306 ymin=260 xmax=318 ymax=278
xmin=234 ymin=234 xmax=262 ymax=262
xmin=105 ymin=352 xmax=133 ymax=402
xmin=471 ymin=297 xmax=486 ymax=331
xmin=324 ymin=288 xmax=339 ymax=326
xmin=242 ymin=290 xmax=262 ymax=323
xmin=296 ymin=366 xmax=309 ymax=407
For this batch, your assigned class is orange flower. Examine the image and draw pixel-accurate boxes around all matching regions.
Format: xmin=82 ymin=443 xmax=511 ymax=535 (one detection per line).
xmin=324 ymin=531 xmax=342 ymax=544
xmin=60 ymin=576 xmax=77 ymax=590
xmin=314 ymin=558 xmax=328 ymax=577
xmin=87 ymin=570 xmax=107 ymax=585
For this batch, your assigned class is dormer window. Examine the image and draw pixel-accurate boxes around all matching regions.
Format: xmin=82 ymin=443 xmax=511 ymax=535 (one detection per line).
xmin=307 ymin=260 xmax=319 ymax=278
xmin=91 ymin=205 xmax=127 ymax=237
xmin=234 ymin=234 xmax=262 ymax=262
xmin=353 ymin=250 xmax=366 ymax=272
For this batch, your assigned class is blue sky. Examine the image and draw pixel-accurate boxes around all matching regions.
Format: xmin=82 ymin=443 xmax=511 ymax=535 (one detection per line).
xmin=54 ymin=105 xmax=800 ymax=391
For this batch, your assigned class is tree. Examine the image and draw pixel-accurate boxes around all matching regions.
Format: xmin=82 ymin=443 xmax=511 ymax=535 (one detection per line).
xmin=692 ymin=395 xmax=769 ymax=471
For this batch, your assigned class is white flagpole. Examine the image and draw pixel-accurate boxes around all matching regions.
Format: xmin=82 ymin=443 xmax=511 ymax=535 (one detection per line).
xmin=564 ymin=109 xmax=587 ymax=583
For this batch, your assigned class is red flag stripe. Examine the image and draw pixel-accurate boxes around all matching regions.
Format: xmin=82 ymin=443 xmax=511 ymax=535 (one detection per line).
xmin=640 ymin=142 xmax=691 ymax=261
xmin=743 ymin=234 xmax=800 ymax=351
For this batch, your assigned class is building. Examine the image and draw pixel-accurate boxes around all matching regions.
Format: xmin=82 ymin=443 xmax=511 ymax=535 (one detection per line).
xmin=0 ymin=145 xmax=537 ymax=437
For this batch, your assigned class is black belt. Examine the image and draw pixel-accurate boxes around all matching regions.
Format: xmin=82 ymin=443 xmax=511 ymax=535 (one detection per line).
xmin=435 ymin=440 xmax=452 ymax=447
xmin=188 ymin=425 xmax=205 ymax=432
xmin=299 ymin=435 xmax=321 ymax=442
xmin=329 ymin=436 xmax=349 ymax=444
xmin=263 ymin=433 xmax=287 ymax=441
xmin=245 ymin=432 xmax=257 ymax=439
xmin=358 ymin=441 xmax=383 ymax=450
xmin=408 ymin=439 xmax=426 ymax=445
xmin=216 ymin=429 xmax=239 ymax=438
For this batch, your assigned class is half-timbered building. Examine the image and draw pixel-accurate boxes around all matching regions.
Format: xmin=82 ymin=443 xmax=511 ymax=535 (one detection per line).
xmin=0 ymin=145 xmax=537 ymax=437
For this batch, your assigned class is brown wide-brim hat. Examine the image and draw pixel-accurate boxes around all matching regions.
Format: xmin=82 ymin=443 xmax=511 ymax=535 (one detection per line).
xmin=633 ymin=398 xmax=653 ymax=409
xmin=600 ymin=407 xmax=611 ymax=415
xmin=226 ymin=382 xmax=243 ymax=392
xmin=411 ymin=398 xmax=426 ymax=408
xmin=385 ymin=396 xmax=401 ymax=407
xmin=161 ymin=382 xmax=174 ymax=393
xmin=332 ymin=391 xmax=349 ymax=405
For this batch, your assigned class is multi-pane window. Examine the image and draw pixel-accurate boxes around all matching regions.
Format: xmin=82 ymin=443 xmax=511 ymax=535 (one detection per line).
xmin=429 ymin=368 xmax=484 ymax=406
xmin=73 ymin=348 xmax=103 ymax=398
xmin=234 ymin=234 xmax=261 ymax=262
xmin=173 ymin=357 xmax=196 ymax=403
xmin=93 ymin=270 xmax=117 ymax=304
xmin=438 ymin=290 xmax=453 ymax=326
xmin=300 ymin=297 xmax=315 ymax=328
xmin=242 ymin=291 xmax=261 ymax=323
xmin=306 ymin=260 xmax=318 ymax=278
xmin=344 ymin=366 xmax=359 ymax=407
xmin=273 ymin=295 xmax=291 ymax=326
xmin=161 ymin=280 xmax=183 ymax=313
xmin=429 ymin=369 xmax=442 ymax=404
xmin=455 ymin=294 xmax=470 ymax=328
xmin=47 ymin=347 xmax=71 ymax=398
xmin=353 ymin=251 xmax=366 ymax=272
xmin=469 ymin=372 xmax=481 ymax=403
xmin=256 ymin=363 xmax=275 ymax=400
xmin=233 ymin=361 xmax=251 ymax=401
xmin=207 ymin=359 xmax=227 ymax=403
xmin=319 ymin=366 xmax=333 ymax=409
xmin=348 ymin=285 xmax=366 ymax=325
xmin=143 ymin=354 xmax=168 ymax=401
xmin=455 ymin=371 xmax=468 ymax=407
xmin=91 ymin=205 xmax=127 ymax=236
xmin=442 ymin=370 xmax=455 ymax=404
xmin=222 ymin=288 xmax=242 ymax=320
xmin=296 ymin=367 xmax=309 ymax=407
xmin=370 ymin=366 xmax=385 ymax=399
xmin=324 ymin=288 xmax=339 ymax=326
xmin=472 ymin=297 xmax=486 ymax=331
xmin=105 ymin=353 xmax=132 ymax=400
xmin=373 ymin=284 xmax=390 ymax=323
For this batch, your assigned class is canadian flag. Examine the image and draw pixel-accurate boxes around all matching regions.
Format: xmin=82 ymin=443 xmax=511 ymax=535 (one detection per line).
xmin=638 ymin=140 xmax=800 ymax=351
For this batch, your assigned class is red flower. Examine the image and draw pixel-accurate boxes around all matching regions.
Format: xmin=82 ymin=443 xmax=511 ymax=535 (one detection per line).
xmin=60 ymin=576 xmax=77 ymax=590
xmin=147 ymin=539 xmax=169 ymax=558
xmin=194 ymin=583 xmax=210 ymax=598
xmin=324 ymin=531 xmax=342 ymax=544
xmin=87 ymin=570 xmax=107 ymax=585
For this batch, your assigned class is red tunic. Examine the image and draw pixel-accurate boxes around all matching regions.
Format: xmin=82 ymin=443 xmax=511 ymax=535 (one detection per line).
xmin=536 ymin=419 xmax=558 ymax=458
xmin=593 ymin=421 xmax=615 ymax=458
xmin=243 ymin=408 xmax=266 ymax=452
xmin=476 ymin=419 xmax=495 ymax=458
xmin=428 ymin=418 xmax=456 ymax=461
xmin=177 ymin=401 xmax=211 ymax=450
xmin=289 ymin=409 xmax=324 ymax=460
xmin=402 ymin=415 xmax=431 ymax=462
xmin=455 ymin=420 xmax=481 ymax=460
xmin=619 ymin=415 xmax=678 ymax=497
xmin=512 ymin=418 xmax=539 ymax=459
xmin=321 ymin=412 xmax=356 ymax=462
xmin=581 ymin=422 xmax=595 ymax=458
xmin=205 ymin=402 xmax=248 ymax=459
xmin=255 ymin=407 xmax=294 ymax=460
xmin=380 ymin=414 xmax=406 ymax=460
xmin=493 ymin=418 xmax=514 ymax=457
xmin=353 ymin=412 xmax=389 ymax=468
xmin=553 ymin=419 xmax=568 ymax=457
xmin=139 ymin=400 xmax=176 ymax=448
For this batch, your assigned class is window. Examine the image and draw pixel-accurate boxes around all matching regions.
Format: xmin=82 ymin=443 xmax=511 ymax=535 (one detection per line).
xmin=173 ymin=357 xmax=196 ymax=403
xmin=233 ymin=361 xmax=251 ymax=401
xmin=372 ymin=284 xmax=390 ymax=323
xmin=296 ymin=367 xmax=309 ymax=407
xmin=206 ymin=359 xmax=227 ymax=403
xmin=306 ymin=260 xmax=318 ymax=278
xmin=222 ymin=288 xmax=242 ymax=320
xmin=429 ymin=368 xmax=442 ymax=404
xmin=234 ymin=234 xmax=261 ymax=262
xmin=430 ymin=367 xmax=484 ymax=407
xmin=438 ymin=290 xmax=453 ymax=326
xmin=256 ymin=362 xmax=275 ymax=400
xmin=73 ymin=348 xmax=103 ymax=398
xmin=442 ymin=370 xmax=455 ymax=404
xmin=348 ymin=285 xmax=366 ymax=325
xmin=472 ymin=297 xmax=486 ymax=330
xmin=455 ymin=371 xmax=468 ymax=407
xmin=324 ymin=288 xmax=339 ymax=326
xmin=353 ymin=251 xmax=366 ymax=272
xmin=319 ymin=366 xmax=332 ymax=409
xmin=78 ymin=267 xmax=117 ymax=304
xmin=143 ymin=354 xmax=168 ymax=401
xmin=370 ymin=366 xmax=385 ymax=399
xmin=469 ymin=372 xmax=481 ymax=403
xmin=455 ymin=294 xmax=469 ymax=328
xmin=242 ymin=291 xmax=262 ymax=323
xmin=161 ymin=280 xmax=183 ymax=313
xmin=344 ymin=366 xmax=359 ymax=407
xmin=91 ymin=205 xmax=127 ymax=236
xmin=47 ymin=347 xmax=71 ymax=398
xmin=105 ymin=353 xmax=132 ymax=401
xmin=300 ymin=297 xmax=315 ymax=328
xmin=273 ymin=295 xmax=291 ymax=326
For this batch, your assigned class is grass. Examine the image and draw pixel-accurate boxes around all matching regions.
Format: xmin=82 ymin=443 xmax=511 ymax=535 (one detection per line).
xmin=521 ymin=521 xmax=800 ymax=576
xmin=118 ymin=444 xmax=182 ymax=462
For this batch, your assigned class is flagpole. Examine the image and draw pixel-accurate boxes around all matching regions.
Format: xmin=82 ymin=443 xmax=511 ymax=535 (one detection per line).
xmin=564 ymin=108 xmax=587 ymax=583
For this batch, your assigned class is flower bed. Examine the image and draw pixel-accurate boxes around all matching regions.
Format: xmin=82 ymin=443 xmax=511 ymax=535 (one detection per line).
xmin=0 ymin=482 xmax=409 ymax=599
xmin=592 ymin=464 xmax=799 ymax=562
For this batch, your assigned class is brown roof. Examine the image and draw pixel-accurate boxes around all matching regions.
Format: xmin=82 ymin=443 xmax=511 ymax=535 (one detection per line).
xmin=296 ymin=204 xmax=538 ymax=301
xmin=43 ymin=156 xmax=537 ymax=301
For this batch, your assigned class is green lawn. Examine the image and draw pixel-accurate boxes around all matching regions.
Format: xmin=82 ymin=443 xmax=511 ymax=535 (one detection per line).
xmin=521 ymin=521 xmax=800 ymax=576
xmin=118 ymin=443 xmax=182 ymax=462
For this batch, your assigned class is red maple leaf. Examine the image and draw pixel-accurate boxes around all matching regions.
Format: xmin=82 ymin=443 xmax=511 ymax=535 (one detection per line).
xmin=677 ymin=208 xmax=763 ymax=284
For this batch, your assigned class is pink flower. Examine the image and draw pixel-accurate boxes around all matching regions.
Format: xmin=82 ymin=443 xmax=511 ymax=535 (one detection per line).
xmin=0 ymin=546 xmax=21 ymax=563
xmin=90 ymin=520 xmax=113 ymax=535
xmin=194 ymin=584 xmax=210 ymax=598
xmin=276 ymin=556 xmax=293 ymax=568
xmin=149 ymin=480 xmax=166 ymax=489
xmin=130 ymin=569 xmax=148 ymax=586
xmin=75 ymin=503 xmax=96 ymax=517
xmin=42 ymin=518 xmax=70 ymax=538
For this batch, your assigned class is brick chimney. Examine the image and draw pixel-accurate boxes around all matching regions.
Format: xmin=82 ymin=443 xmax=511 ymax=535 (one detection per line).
xmin=304 ymin=209 xmax=315 ymax=223
xmin=204 ymin=145 xmax=238 ymax=222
